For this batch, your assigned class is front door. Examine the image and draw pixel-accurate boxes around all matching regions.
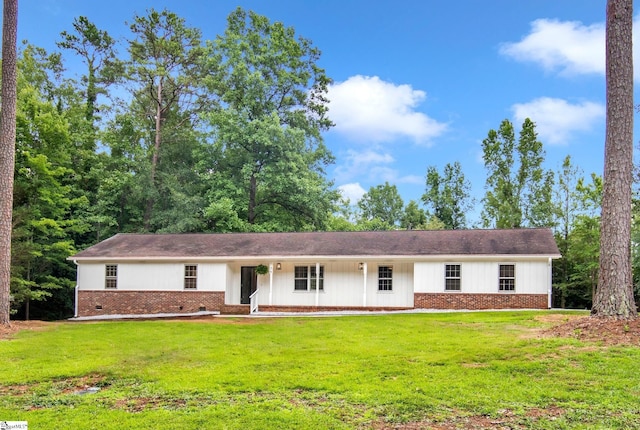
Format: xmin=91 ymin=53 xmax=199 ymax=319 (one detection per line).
xmin=240 ymin=266 xmax=257 ymax=304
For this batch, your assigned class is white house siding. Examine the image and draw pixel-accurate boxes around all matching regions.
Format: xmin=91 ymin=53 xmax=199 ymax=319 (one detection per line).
xmin=77 ymin=262 xmax=227 ymax=292
xmin=414 ymin=258 xmax=551 ymax=295
xmin=223 ymin=260 xmax=414 ymax=308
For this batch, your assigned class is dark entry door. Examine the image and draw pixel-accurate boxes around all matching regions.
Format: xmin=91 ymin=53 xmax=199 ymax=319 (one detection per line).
xmin=240 ymin=266 xmax=257 ymax=304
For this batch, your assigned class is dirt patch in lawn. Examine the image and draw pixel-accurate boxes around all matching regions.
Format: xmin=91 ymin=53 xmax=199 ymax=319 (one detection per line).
xmin=0 ymin=320 xmax=58 ymax=340
xmin=541 ymin=315 xmax=640 ymax=346
xmin=372 ymin=406 xmax=567 ymax=429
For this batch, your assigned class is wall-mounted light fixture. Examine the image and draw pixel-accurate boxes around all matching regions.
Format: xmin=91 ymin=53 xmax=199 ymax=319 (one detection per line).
xmin=358 ymin=262 xmax=364 ymax=271
xmin=276 ymin=263 xmax=282 ymax=270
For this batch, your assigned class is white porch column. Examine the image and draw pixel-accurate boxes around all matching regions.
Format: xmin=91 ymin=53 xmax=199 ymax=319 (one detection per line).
xmin=315 ymin=262 xmax=320 ymax=307
xmin=362 ymin=262 xmax=368 ymax=307
xmin=269 ymin=264 xmax=274 ymax=306
xmin=547 ymin=257 xmax=552 ymax=309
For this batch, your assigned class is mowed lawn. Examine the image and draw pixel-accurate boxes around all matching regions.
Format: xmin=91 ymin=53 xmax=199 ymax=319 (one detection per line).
xmin=1 ymin=311 xmax=639 ymax=429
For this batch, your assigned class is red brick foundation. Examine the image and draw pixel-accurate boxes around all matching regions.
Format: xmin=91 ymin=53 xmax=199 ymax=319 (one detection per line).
xmin=414 ymin=293 xmax=548 ymax=310
xmin=78 ymin=290 xmax=225 ymax=317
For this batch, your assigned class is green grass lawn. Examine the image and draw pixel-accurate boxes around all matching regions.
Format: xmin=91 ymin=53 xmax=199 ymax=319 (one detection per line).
xmin=1 ymin=311 xmax=639 ymax=429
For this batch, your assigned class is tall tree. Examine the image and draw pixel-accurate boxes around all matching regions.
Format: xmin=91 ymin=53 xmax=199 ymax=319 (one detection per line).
xmin=553 ymin=173 xmax=602 ymax=309
xmin=126 ymin=8 xmax=209 ymax=230
xmin=592 ymin=0 xmax=637 ymax=318
xmin=422 ymin=161 xmax=473 ymax=229
xmin=401 ymin=200 xmax=427 ymax=230
xmin=57 ymin=16 xmax=120 ymax=127
xmin=481 ymin=118 xmax=554 ymax=229
xmin=11 ymin=76 xmax=83 ymax=319
xmin=0 ymin=0 xmax=18 ymax=326
xmin=206 ymin=7 xmax=336 ymax=230
xmin=552 ymin=156 xmax=583 ymax=307
xmin=357 ymin=182 xmax=404 ymax=229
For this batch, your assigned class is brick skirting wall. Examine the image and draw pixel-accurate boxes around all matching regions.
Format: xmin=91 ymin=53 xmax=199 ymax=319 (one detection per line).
xmin=258 ymin=305 xmax=413 ymax=313
xmin=78 ymin=290 xmax=225 ymax=317
xmin=414 ymin=293 xmax=549 ymax=310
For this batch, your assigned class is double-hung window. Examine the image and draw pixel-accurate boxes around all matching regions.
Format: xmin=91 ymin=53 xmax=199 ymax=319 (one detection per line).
xmin=184 ymin=265 xmax=198 ymax=289
xmin=499 ymin=264 xmax=515 ymax=291
xmin=105 ymin=264 xmax=118 ymax=289
xmin=378 ymin=266 xmax=393 ymax=291
xmin=294 ymin=265 xmax=324 ymax=291
xmin=445 ymin=264 xmax=461 ymax=291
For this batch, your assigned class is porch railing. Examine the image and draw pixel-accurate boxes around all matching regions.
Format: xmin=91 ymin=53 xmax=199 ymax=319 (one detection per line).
xmin=249 ymin=289 xmax=259 ymax=314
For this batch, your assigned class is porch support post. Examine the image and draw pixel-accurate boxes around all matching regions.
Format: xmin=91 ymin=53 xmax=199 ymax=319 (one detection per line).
xmin=362 ymin=262 xmax=368 ymax=307
xmin=315 ymin=262 xmax=320 ymax=307
xmin=269 ymin=263 xmax=274 ymax=306
xmin=547 ymin=257 xmax=552 ymax=309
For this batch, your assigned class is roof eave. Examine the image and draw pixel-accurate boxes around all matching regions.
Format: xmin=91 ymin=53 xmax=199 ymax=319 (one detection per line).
xmin=68 ymin=253 xmax=562 ymax=262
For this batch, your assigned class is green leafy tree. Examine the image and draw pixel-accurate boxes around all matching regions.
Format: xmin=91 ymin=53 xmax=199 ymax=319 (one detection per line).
xmin=557 ymin=174 xmax=602 ymax=308
xmin=57 ymin=16 xmax=121 ymax=126
xmin=325 ymin=196 xmax=358 ymax=232
xmin=593 ymin=0 xmax=637 ymax=319
xmin=401 ymin=200 xmax=427 ymax=230
xmin=567 ymin=215 xmax=601 ymax=307
xmin=552 ymin=155 xmax=582 ymax=307
xmin=422 ymin=161 xmax=473 ymax=229
xmin=481 ymin=118 xmax=554 ymax=228
xmin=57 ymin=16 xmax=121 ymax=245
xmin=11 ymin=58 xmax=89 ymax=318
xmin=125 ymin=8 xmax=210 ymax=230
xmin=206 ymin=8 xmax=336 ymax=230
xmin=400 ymin=200 xmax=445 ymax=230
xmin=357 ymin=182 xmax=404 ymax=229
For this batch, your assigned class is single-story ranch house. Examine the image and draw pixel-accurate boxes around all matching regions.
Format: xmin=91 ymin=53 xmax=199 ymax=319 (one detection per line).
xmin=69 ymin=228 xmax=561 ymax=317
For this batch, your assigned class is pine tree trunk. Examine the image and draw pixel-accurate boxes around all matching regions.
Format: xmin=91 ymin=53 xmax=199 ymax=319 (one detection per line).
xmin=0 ymin=0 xmax=18 ymax=326
xmin=592 ymin=0 xmax=637 ymax=319
xmin=144 ymin=77 xmax=163 ymax=230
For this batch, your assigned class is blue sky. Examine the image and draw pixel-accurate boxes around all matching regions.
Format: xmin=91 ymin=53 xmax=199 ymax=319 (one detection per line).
xmin=19 ymin=1 xmax=637 ymax=223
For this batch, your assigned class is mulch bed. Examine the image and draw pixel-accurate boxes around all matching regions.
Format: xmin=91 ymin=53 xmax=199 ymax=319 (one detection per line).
xmin=542 ymin=315 xmax=640 ymax=346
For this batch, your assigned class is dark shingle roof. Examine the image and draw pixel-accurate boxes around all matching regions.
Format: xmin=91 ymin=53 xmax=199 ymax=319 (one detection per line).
xmin=70 ymin=228 xmax=560 ymax=260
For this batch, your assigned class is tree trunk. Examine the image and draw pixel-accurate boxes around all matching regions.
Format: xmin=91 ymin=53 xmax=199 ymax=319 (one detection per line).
xmin=592 ymin=0 xmax=637 ymax=319
xmin=143 ymin=77 xmax=163 ymax=230
xmin=248 ymin=173 xmax=257 ymax=224
xmin=0 ymin=0 xmax=18 ymax=326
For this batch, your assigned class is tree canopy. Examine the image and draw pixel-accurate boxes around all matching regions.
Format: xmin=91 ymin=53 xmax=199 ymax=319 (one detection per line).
xmin=5 ymin=6 xmax=640 ymax=320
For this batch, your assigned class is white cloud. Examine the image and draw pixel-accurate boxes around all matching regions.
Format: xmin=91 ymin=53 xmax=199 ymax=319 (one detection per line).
xmin=511 ymin=97 xmax=605 ymax=145
xmin=501 ymin=17 xmax=640 ymax=79
xmin=327 ymin=75 xmax=448 ymax=145
xmin=334 ymin=148 xmax=395 ymax=183
xmin=370 ymin=166 xmax=423 ymax=185
xmin=334 ymin=148 xmax=422 ymax=196
xmin=338 ymin=183 xmax=367 ymax=203
xmin=500 ymin=19 xmax=604 ymax=76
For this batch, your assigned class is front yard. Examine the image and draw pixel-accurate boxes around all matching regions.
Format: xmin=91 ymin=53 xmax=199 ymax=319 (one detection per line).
xmin=1 ymin=311 xmax=638 ymax=429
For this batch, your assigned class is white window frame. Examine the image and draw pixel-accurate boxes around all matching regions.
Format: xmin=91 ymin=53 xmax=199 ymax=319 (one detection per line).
xmin=105 ymin=264 xmax=117 ymax=289
xmin=498 ymin=263 xmax=515 ymax=291
xmin=444 ymin=264 xmax=461 ymax=291
xmin=378 ymin=265 xmax=393 ymax=292
xmin=184 ymin=264 xmax=198 ymax=290
xmin=294 ymin=265 xmax=324 ymax=291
